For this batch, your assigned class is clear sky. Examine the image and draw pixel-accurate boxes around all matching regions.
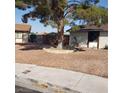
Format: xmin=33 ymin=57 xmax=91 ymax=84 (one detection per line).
xmin=15 ymin=0 xmax=108 ymax=33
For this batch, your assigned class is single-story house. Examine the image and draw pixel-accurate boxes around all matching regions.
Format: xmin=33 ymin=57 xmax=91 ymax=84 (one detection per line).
xmin=15 ymin=24 xmax=31 ymax=44
xmin=69 ymin=24 xmax=108 ymax=49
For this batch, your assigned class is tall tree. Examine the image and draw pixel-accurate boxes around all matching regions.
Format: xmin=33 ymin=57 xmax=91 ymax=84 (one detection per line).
xmin=75 ymin=5 xmax=108 ymax=26
xmin=15 ymin=0 xmax=100 ymax=49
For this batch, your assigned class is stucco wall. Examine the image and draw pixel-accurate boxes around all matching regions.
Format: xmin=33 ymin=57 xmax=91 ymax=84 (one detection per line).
xmin=99 ymin=32 xmax=108 ymax=49
xmin=89 ymin=42 xmax=98 ymax=49
xmin=22 ymin=33 xmax=29 ymax=43
xmin=69 ymin=32 xmax=88 ymax=48
xmin=15 ymin=38 xmax=23 ymax=43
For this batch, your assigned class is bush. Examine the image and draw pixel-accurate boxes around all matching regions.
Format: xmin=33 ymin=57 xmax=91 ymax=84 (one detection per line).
xmin=29 ymin=33 xmax=37 ymax=43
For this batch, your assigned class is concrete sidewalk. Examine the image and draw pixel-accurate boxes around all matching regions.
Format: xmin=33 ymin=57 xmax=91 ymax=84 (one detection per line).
xmin=15 ymin=63 xmax=108 ymax=93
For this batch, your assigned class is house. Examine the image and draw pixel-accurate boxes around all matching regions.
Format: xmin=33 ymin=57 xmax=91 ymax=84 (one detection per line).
xmin=15 ymin=24 xmax=31 ymax=44
xmin=69 ymin=24 xmax=108 ymax=49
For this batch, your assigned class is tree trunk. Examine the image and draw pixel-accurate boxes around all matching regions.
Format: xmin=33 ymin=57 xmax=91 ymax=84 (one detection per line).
xmin=57 ymin=19 xmax=64 ymax=49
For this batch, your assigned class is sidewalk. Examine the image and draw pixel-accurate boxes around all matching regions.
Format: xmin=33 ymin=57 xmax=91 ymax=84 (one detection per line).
xmin=16 ymin=63 xmax=108 ymax=93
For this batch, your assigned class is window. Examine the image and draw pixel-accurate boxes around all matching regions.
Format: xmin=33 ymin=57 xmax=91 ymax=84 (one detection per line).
xmin=15 ymin=33 xmax=22 ymax=39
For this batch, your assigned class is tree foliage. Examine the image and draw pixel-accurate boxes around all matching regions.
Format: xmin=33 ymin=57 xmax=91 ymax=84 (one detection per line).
xmin=15 ymin=0 xmax=103 ymax=26
xmin=75 ymin=5 xmax=108 ymax=26
xmin=16 ymin=0 xmax=67 ymax=25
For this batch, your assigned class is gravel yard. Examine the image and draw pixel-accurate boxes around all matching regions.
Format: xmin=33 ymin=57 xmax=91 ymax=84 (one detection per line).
xmin=16 ymin=44 xmax=108 ymax=77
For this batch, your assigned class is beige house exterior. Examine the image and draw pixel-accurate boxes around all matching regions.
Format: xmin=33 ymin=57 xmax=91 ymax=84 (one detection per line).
xmin=15 ymin=24 xmax=31 ymax=44
xmin=69 ymin=24 xmax=108 ymax=49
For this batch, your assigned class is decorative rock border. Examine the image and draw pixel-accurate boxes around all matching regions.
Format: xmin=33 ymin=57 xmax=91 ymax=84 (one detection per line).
xmin=43 ymin=48 xmax=74 ymax=54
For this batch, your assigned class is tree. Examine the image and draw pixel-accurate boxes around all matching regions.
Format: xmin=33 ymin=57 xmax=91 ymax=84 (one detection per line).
xmin=75 ymin=5 xmax=108 ymax=26
xmin=15 ymin=0 xmax=100 ymax=49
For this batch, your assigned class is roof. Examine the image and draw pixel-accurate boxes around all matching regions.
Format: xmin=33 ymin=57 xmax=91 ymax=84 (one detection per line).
xmin=15 ymin=24 xmax=31 ymax=32
xmin=81 ymin=24 xmax=108 ymax=31
xmin=43 ymin=32 xmax=70 ymax=35
xmin=68 ymin=24 xmax=108 ymax=32
xmin=99 ymin=24 xmax=108 ymax=31
xmin=35 ymin=32 xmax=48 ymax=35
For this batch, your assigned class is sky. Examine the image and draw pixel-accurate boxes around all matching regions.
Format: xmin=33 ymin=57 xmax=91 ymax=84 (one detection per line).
xmin=15 ymin=0 xmax=108 ymax=33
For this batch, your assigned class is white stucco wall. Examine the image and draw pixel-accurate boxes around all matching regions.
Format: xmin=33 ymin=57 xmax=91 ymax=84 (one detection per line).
xmin=22 ymin=33 xmax=29 ymax=43
xmin=69 ymin=32 xmax=88 ymax=48
xmin=99 ymin=32 xmax=108 ymax=49
xmin=89 ymin=42 xmax=97 ymax=49
xmin=15 ymin=38 xmax=23 ymax=43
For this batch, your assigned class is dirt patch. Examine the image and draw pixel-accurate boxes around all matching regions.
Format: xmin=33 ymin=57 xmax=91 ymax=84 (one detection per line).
xmin=16 ymin=45 xmax=108 ymax=78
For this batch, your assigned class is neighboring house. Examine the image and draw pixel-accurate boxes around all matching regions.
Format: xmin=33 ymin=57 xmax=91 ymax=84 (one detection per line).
xmin=69 ymin=24 xmax=108 ymax=49
xmin=15 ymin=24 xmax=31 ymax=44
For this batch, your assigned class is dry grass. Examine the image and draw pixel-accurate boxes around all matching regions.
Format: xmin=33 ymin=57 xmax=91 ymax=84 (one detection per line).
xmin=16 ymin=44 xmax=108 ymax=78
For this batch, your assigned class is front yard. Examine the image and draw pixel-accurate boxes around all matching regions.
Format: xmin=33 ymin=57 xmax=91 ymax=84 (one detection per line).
xmin=16 ymin=44 xmax=108 ymax=77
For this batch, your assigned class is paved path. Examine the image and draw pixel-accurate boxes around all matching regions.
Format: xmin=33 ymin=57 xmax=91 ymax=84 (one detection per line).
xmin=16 ymin=63 xmax=108 ymax=93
